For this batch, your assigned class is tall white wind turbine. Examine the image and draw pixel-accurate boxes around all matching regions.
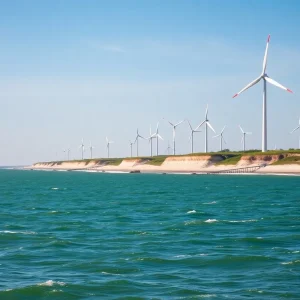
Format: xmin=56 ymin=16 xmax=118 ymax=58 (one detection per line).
xmin=165 ymin=140 xmax=173 ymax=155
xmin=89 ymin=141 xmax=95 ymax=159
xmin=197 ymin=105 xmax=215 ymax=153
xmin=153 ymin=122 xmax=163 ymax=156
xmin=213 ymin=126 xmax=226 ymax=151
xmin=233 ymin=35 xmax=293 ymax=152
xmin=134 ymin=128 xmax=146 ymax=157
xmin=239 ymin=125 xmax=252 ymax=152
xmin=164 ymin=119 xmax=184 ymax=155
xmin=290 ymin=117 xmax=300 ymax=149
xmin=147 ymin=125 xmax=157 ymax=157
xmin=79 ymin=138 xmax=85 ymax=160
xmin=106 ymin=137 xmax=114 ymax=158
xmin=62 ymin=149 xmax=66 ymax=160
xmin=186 ymin=120 xmax=201 ymax=154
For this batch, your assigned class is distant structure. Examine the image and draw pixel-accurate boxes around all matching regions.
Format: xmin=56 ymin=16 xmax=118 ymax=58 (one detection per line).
xmin=134 ymin=128 xmax=145 ymax=157
xmin=89 ymin=141 xmax=95 ymax=159
xmin=153 ymin=122 xmax=163 ymax=156
xmin=164 ymin=119 xmax=184 ymax=155
xmin=290 ymin=117 xmax=300 ymax=149
xmin=198 ymin=105 xmax=215 ymax=153
xmin=147 ymin=125 xmax=157 ymax=157
xmin=106 ymin=137 xmax=114 ymax=158
xmin=129 ymin=140 xmax=135 ymax=157
xmin=79 ymin=138 xmax=85 ymax=160
xmin=186 ymin=120 xmax=201 ymax=154
xmin=233 ymin=35 xmax=293 ymax=152
xmin=239 ymin=125 xmax=252 ymax=151
xmin=67 ymin=148 xmax=71 ymax=161
xmin=213 ymin=126 xmax=226 ymax=151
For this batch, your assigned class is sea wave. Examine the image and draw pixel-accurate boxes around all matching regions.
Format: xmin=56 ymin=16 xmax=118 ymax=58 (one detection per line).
xmin=0 ymin=230 xmax=36 ymax=235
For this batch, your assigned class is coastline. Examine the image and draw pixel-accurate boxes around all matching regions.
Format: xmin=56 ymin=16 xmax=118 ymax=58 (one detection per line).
xmin=23 ymin=155 xmax=300 ymax=176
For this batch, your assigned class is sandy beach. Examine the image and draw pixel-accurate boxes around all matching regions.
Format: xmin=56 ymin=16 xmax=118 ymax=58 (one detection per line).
xmin=25 ymin=155 xmax=300 ymax=175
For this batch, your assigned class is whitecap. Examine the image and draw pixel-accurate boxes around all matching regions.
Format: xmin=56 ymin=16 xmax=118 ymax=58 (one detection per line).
xmin=281 ymin=260 xmax=300 ymax=265
xmin=51 ymin=188 xmax=59 ymax=190
xmin=187 ymin=210 xmax=196 ymax=214
xmin=0 ymin=230 xmax=36 ymax=235
xmin=38 ymin=280 xmax=66 ymax=286
xmin=228 ymin=219 xmax=257 ymax=223
xmin=203 ymin=201 xmax=217 ymax=205
xmin=205 ymin=219 xmax=218 ymax=223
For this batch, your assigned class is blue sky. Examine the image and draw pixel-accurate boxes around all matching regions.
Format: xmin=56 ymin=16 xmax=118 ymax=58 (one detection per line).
xmin=0 ymin=0 xmax=300 ymax=164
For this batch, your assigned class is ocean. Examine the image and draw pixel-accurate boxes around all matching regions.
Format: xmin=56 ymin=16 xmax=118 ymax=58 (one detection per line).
xmin=0 ymin=169 xmax=299 ymax=299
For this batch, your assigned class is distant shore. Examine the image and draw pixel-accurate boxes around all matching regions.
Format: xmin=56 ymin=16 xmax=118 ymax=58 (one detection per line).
xmin=24 ymin=152 xmax=300 ymax=175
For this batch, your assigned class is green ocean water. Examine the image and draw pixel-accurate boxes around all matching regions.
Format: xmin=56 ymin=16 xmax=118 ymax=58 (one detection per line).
xmin=0 ymin=169 xmax=299 ymax=299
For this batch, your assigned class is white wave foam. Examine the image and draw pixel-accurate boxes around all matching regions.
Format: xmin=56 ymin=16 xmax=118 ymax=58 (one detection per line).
xmin=281 ymin=260 xmax=300 ymax=265
xmin=187 ymin=210 xmax=196 ymax=214
xmin=38 ymin=280 xmax=66 ymax=286
xmin=51 ymin=187 xmax=59 ymax=190
xmin=205 ymin=219 xmax=218 ymax=223
xmin=203 ymin=201 xmax=217 ymax=205
xmin=228 ymin=219 xmax=257 ymax=223
xmin=198 ymin=295 xmax=216 ymax=298
xmin=0 ymin=230 xmax=36 ymax=235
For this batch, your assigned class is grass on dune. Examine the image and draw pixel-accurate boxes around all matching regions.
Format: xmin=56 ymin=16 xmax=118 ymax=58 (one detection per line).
xmin=215 ymin=155 xmax=242 ymax=165
xmin=271 ymin=156 xmax=300 ymax=165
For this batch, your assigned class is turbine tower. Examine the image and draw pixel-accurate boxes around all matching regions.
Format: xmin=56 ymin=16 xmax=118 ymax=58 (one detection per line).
xmin=186 ymin=120 xmax=201 ymax=154
xmin=198 ymin=105 xmax=215 ymax=153
xmin=129 ymin=140 xmax=136 ymax=157
xmin=153 ymin=122 xmax=163 ymax=156
xmin=213 ymin=126 xmax=226 ymax=151
xmin=239 ymin=125 xmax=252 ymax=152
xmin=134 ymin=128 xmax=145 ymax=157
xmin=147 ymin=125 xmax=157 ymax=157
xmin=165 ymin=140 xmax=173 ymax=155
xmin=164 ymin=119 xmax=184 ymax=155
xmin=290 ymin=117 xmax=300 ymax=149
xmin=79 ymin=138 xmax=85 ymax=160
xmin=106 ymin=137 xmax=113 ymax=158
xmin=89 ymin=141 xmax=95 ymax=159
xmin=233 ymin=35 xmax=293 ymax=152
xmin=67 ymin=148 xmax=71 ymax=161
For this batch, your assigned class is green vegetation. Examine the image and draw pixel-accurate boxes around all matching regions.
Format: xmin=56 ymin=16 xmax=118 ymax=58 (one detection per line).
xmin=271 ymin=156 xmax=300 ymax=165
xmin=146 ymin=156 xmax=168 ymax=166
xmin=215 ymin=155 xmax=242 ymax=165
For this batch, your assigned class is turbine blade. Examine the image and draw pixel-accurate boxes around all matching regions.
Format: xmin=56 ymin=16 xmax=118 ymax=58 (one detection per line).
xmin=157 ymin=134 xmax=163 ymax=140
xmin=246 ymin=132 xmax=252 ymax=135
xmin=291 ymin=126 xmax=300 ymax=133
xmin=186 ymin=120 xmax=193 ymax=131
xmin=205 ymin=104 xmax=208 ymax=119
xmin=262 ymin=34 xmax=270 ymax=74
xmin=195 ymin=120 xmax=205 ymax=131
xmin=239 ymin=125 xmax=244 ymax=134
xmin=222 ymin=136 xmax=227 ymax=144
xmin=241 ymin=136 xmax=244 ymax=144
xmin=156 ymin=122 xmax=159 ymax=133
xmin=207 ymin=121 xmax=216 ymax=133
xmin=175 ymin=120 xmax=184 ymax=127
xmin=264 ymin=76 xmax=293 ymax=93
xmin=167 ymin=120 xmax=174 ymax=127
xmin=221 ymin=125 xmax=226 ymax=134
xmin=212 ymin=134 xmax=220 ymax=138
xmin=233 ymin=76 xmax=261 ymax=98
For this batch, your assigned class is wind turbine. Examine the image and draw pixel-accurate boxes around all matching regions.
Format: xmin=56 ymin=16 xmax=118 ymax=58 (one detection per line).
xmin=153 ymin=122 xmax=163 ymax=156
xmin=213 ymin=126 xmax=226 ymax=151
xmin=79 ymin=138 xmax=85 ymax=160
xmin=233 ymin=35 xmax=293 ymax=152
xmin=62 ymin=149 xmax=66 ymax=160
xmin=165 ymin=140 xmax=173 ymax=155
xmin=164 ymin=118 xmax=184 ymax=155
xmin=239 ymin=125 xmax=252 ymax=152
xmin=89 ymin=141 xmax=95 ymax=159
xmin=134 ymin=128 xmax=145 ymax=157
xmin=129 ymin=140 xmax=135 ymax=157
xmin=290 ymin=117 xmax=300 ymax=149
xmin=106 ymin=137 xmax=114 ymax=158
xmin=147 ymin=125 xmax=157 ymax=157
xmin=186 ymin=120 xmax=201 ymax=154
xmin=67 ymin=148 xmax=71 ymax=161
xmin=197 ymin=105 xmax=215 ymax=153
